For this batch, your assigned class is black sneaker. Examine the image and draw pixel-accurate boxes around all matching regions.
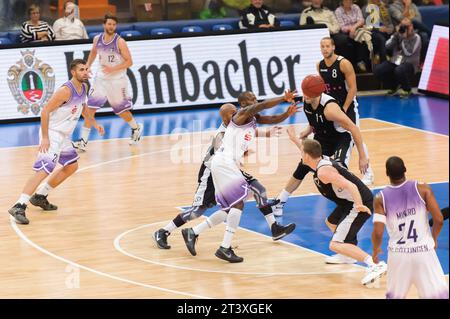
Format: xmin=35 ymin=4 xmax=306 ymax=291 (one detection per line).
xmin=266 ymin=198 xmax=280 ymax=207
xmin=271 ymin=222 xmax=296 ymax=241
xmin=181 ymin=228 xmax=198 ymax=256
xmin=29 ymin=194 xmax=58 ymax=211
xmin=153 ymin=228 xmax=171 ymax=249
xmin=8 ymin=203 xmax=29 ymax=225
xmin=215 ymin=246 xmax=243 ymax=263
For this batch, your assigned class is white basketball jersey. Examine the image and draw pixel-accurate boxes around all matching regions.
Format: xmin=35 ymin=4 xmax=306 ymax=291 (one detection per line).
xmin=49 ymin=81 xmax=86 ymax=136
xmin=216 ymin=116 xmax=257 ymax=163
xmin=95 ymin=33 xmax=126 ymax=80
xmin=380 ymin=180 xmax=435 ymax=253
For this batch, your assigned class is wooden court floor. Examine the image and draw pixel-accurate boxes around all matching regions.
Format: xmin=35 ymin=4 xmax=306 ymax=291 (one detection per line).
xmin=0 ymin=118 xmax=448 ymax=298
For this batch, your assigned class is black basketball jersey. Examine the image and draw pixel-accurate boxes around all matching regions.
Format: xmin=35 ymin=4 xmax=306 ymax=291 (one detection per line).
xmin=303 ymin=93 xmax=350 ymax=143
xmin=313 ymin=157 xmax=373 ymax=207
xmin=319 ymin=56 xmax=348 ymax=106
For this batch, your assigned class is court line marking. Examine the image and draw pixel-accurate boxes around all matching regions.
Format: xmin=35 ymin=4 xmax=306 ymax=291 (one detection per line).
xmin=9 ymin=217 xmax=210 ymax=299
xmin=367 ymin=117 xmax=449 ymax=138
xmin=114 ymin=221 xmax=363 ymax=276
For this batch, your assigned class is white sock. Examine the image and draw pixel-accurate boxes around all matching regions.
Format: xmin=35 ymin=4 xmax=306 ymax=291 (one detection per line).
xmin=127 ymin=118 xmax=138 ymax=130
xmin=163 ymin=221 xmax=177 ymax=233
xmin=278 ymin=189 xmax=290 ymax=203
xmin=81 ymin=127 xmax=91 ymax=142
xmin=221 ymin=208 xmax=242 ymax=248
xmin=36 ymin=183 xmax=53 ymax=196
xmin=364 ymin=255 xmax=375 ymax=267
xmin=17 ymin=193 xmax=31 ymax=205
xmin=265 ymin=213 xmax=276 ymax=227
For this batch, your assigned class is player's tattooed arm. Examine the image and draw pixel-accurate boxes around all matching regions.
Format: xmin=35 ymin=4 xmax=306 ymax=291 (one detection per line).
xmin=234 ymin=90 xmax=296 ymax=125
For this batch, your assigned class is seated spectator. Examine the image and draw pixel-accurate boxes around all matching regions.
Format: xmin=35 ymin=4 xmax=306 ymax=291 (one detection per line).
xmin=199 ymin=0 xmax=233 ymax=19
xmin=239 ymin=0 xmax=280 ymax=29
xmin=300 ymin=0 xmax=340 ymax=33
xmin=362 ymin=0 xmax=394 ymax=63
xmin=53 ymin=1 xmax=87 ymax=41
xmin=334 ymin=0 xmax=371 ymax=72
xmin=389 ymin=0 xmax=430 ymax=62
xmin=20 ymin=4 xmax=55 ymax=43
xmin=373 ymin=18 xmax=421 ymax=99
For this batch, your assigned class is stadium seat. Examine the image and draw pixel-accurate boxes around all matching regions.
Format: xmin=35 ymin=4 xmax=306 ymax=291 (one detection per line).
xmin=7 ymin=31 xmax=21 ymax=44
xmin=88 ymin=32 xmax=102 ymax=39
xmin=120 ymin=30 xmax=142 ymax=38
xmin=181 ymin=26 xmax=204 ymax=33
xmin=151 ymin=28 xmax=173 ymax=35
xmin=212 ymin=24 xmax=233 ymax=31
xmin=0 ymin=37 xmax=12 ymax=45
xmin=279 ymin=20 xmax=295 ymax=28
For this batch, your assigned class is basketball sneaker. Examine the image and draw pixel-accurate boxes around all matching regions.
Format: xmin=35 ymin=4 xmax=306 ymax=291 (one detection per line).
xmin=325 ymin=254 xmax=357 ymax=264
xmin=215 ymin=246 xmax=243 ymax=263
xmin=72 ymin=138 xmax=88 ymax=152
xmin=129 ymin=123 xmax=144 ymax=145
xmin=361 ymin=261 xmax=388 ymax=286
xmin=153 ymin=228 xmax=171 ymax=249
xmin=271 ymin=222 xmax=296 ymax=241
xmin=272 ymin=201 xmax=285 ymax=217
xmin=29 ymin=194 xmax=58 ymax=211
xmin=8 ymin=203 xmax=29 ymax=225
xmin=181 ymin=227 xmax=198 ymax=256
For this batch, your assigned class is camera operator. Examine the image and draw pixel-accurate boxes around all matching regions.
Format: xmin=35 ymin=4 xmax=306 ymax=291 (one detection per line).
xmin=373 ymin=18 xmax=421 ymax=99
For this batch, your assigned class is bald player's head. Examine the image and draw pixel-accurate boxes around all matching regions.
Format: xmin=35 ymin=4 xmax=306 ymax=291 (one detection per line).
xmin=386 ymin=156 xmax=407 ymax=181
xmin=219 ymin=103 xmax=237 ymax=126
xmin=238 ymin=91 xmax=257 ymax=107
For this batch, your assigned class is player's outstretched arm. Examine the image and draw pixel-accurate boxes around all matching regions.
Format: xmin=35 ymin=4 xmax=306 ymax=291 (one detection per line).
xmin=324 ymin=102 xmax=369 ymax=174
xmin=234 ymin=90 xmax=296 ymax=125
xmin=372 ymin=193 xmax=386 ymax=263
xmin=39 ymin=86 xmax=71 ymax=153
xmin=256 ymin=101 xmax=301 ymax=125
xmin=418 ymin=183 xmax=443 ymax=249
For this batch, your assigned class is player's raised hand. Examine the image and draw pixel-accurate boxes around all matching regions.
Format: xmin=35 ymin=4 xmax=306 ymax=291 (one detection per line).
xmin=39 ymin=137 xmax=50 ymax=153
xmin=286 ymin=101 xmax=302 ymax=117
xmin=284 ymin=90 xmax=297 ymax=103
xmin=286 ymin=126 xmax=297 ymax=141
xmin=94 ymin=123 xmax=105 ymax=136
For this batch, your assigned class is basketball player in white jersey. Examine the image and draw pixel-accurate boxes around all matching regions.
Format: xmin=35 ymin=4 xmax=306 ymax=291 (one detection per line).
xmin=181 ymin=90 xmax=297 ymax=263
xmin=154 ymin=101 xmax=298 ymax=249
xmin=72 ymin=14 xmax=142 ymax=151
xmin=372 ymin=156 xmax=448 ymax=298
xmin=8 ymin=59 xmax=105 ymax=225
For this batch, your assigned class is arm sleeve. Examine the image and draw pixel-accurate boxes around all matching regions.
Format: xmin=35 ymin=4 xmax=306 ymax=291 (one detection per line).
xmin=20 ymin=22 xmax=34 ymax=42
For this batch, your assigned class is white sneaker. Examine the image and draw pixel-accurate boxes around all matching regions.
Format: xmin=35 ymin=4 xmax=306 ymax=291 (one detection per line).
xmin=362 ymin=171 xmax=374 ymax=186
xmin=361 ymin=261 xmax=387 ymax=286
xmin=325 ymin=254 xmax=357 ymax=264
xmin=273 ymin=202 xmax=285 ymax=217
xmin=129 ymin=123 xmax=144 ymax=145
xmin=72 ymin=138 xmax=88 ymax=152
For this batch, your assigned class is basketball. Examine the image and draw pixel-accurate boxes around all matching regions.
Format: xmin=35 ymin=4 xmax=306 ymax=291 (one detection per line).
xmin=301 ymin=74 xmax=326 ymax=98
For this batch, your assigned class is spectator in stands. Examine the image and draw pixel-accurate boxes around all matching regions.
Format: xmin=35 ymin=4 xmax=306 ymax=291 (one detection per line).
xmin=299 ymin=0 xmax=340 ymax=33
xmin=52 ymin=1 xmax=87 ymax=40
xmin=373 ymin=18 xmax=421 ymax=99
xmin=20 ymin=4 xmax=55 ymax=43
xmin=362 ymin=0 xmax=394 ymax=63
xmin=239 ymin=0 xmax=280 ymax=29
xmin=199 ymin=0 xmax=229 ymax=19
xmin=334 ymin=0 xmax=371 ymax=72
xmin=389 ymin=0 xmax=430 ymax=62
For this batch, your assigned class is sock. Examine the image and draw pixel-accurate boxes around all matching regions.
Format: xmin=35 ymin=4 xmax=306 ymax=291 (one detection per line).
xmin=81 ymin=127 xmax=91 ymax=142
xmin=364 ymin=255 xmax=375 ymax=267
xmin=221 ymin=208 xmax=242 ymax=249
xmin=16 ymin=193 xmax=31 ymax=205
xmin=265 ymin=213 xmax=276 ymax=227
xmin=278 ymin=189 xmax=290 ymax=203
xmin=163 ymin=221 xmax=177 ymax=233
xmin=127 ymin=118 xmax=138 ymax=130
xmin=36 ymin=183 xmax=53 ymax=196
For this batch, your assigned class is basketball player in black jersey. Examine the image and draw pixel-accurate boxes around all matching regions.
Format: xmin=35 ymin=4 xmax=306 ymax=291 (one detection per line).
xmin=286 ymin=135 xmax=387 ymax=285
xmin=154 ymin=97 xmax=299 ymax=250
xmin=317 ymin=36 xmax=375 ymax=185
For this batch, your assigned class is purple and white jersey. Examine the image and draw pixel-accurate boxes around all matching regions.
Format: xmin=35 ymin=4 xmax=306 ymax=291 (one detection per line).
xmin=380 ymin=180 xmax=435 ymax=253
xmin=216 ymin=116 xmax=256 ymax=163
xmin=94 ymin=33 xmax=125 ymax=80
xmin=49 ymin=81 xmax=86 ymax=136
